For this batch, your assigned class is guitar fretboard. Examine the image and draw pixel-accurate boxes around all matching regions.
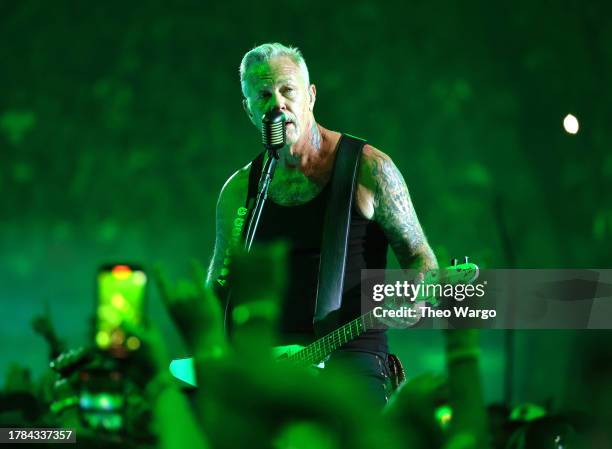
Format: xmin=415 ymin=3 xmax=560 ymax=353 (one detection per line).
xmin=286 ymin=310 xmax=379 ymax=366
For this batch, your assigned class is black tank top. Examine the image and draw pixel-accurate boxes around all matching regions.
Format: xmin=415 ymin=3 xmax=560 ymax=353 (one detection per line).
xmin=251 ymin=155 xmax=390 ymax=353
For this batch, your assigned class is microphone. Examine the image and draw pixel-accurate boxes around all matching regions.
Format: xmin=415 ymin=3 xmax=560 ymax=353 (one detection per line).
xmin=261 ymin=109 xmax=286 ymax=158
xmin=244 ymin=109 xmax=284 ymax=252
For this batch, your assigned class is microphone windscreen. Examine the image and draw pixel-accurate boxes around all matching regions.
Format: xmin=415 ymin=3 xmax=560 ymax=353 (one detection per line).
xmin=261 ymin=109 xmax=286 ymax=152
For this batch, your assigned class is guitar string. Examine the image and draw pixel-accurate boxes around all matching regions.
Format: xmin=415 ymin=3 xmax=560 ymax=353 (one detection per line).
xmin=293 ymin=312 xmax=372 ymax=365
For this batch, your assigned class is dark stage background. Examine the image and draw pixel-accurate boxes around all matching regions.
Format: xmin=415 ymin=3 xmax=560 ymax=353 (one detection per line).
xmin=1 ymin=0 xmax=610 ymax=408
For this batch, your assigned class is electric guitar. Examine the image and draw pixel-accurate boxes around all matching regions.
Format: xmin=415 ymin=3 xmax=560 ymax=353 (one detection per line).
xmin=170 ymin=260 xmax=479 ymax=386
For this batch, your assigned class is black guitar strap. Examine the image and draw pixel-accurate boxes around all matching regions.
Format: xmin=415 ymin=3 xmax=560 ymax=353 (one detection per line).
xmin=313 ymin=134 xmax=366 ymax=337
xmin=240 ymin=135 xmax=366 ymax=338
xmin=244 ymin=152 xmax=264 ymax=209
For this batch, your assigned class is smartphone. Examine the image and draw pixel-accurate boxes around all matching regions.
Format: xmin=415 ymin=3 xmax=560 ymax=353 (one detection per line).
xmin=78 ymin=368 xmax=125 ymax=432
xmin=95 ymin=264 xmax=147 ymax=358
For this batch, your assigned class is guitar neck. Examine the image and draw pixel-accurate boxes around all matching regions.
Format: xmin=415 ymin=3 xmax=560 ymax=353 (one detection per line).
xmin=285 ymin=263 xmax=479 ymax=366
xmin=287 ymin=310 xmax=378 ymax=366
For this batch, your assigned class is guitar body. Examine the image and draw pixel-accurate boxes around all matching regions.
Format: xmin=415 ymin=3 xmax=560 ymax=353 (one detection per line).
xmin=273 ymin=345 xmax=327 ymax=369
xmin=271 ymin=344 xmax=305 ymax=360
xmin=169 ymin=357 xmax=197 ymax=387
xmin=170 ymin=344 xmax=323 ymax=387
xmin=169 ymin=262 xmax=480 ymax=388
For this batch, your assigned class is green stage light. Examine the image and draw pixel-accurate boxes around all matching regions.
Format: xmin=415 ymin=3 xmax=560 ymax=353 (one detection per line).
xmin=435 ymin=404 xmax=453 ymax=430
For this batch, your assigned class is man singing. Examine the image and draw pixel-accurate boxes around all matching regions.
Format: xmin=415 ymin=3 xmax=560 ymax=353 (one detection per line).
xmin=206 ymin=42 xmax=438 ymax=406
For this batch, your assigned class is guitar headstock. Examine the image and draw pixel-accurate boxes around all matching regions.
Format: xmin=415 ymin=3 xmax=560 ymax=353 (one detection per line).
xmin=424 ymin=257 xmax=480 ymax=286
xmin=374 ymin=257 xmax=480 ymax=328
xmin=445 ymin=256 xmax=480 ymax=284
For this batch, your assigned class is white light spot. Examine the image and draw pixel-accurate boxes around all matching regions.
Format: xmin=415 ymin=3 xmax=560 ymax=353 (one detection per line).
xmin=133 ymin=271 xmax=147 ymax=286
xmin=563 ymin=114 xmax=579 ymax=134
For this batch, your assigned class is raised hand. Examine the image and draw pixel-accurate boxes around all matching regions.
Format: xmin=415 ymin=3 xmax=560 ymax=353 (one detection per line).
xmin=153 ymin=260 xmax=226 ymax=357
xmin=31 ymin=305 xmax=65 ymax=358
xmin=384 ymin=372 xmax=448 ymax=449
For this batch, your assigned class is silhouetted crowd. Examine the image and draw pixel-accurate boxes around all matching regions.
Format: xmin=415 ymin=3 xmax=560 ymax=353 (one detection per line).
xmin=1 ymin=246 xmax=610 ymax=449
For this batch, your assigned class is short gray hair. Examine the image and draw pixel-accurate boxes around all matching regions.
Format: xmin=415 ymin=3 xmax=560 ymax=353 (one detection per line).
xmin=239 ymin=42 xmax=310 ymax=97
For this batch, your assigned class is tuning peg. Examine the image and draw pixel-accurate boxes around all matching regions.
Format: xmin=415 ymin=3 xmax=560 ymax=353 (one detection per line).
xmin=451 ymin=258 xmax=458 ymax=266
xmin=463 ymin=256 xmax=469 ymax=264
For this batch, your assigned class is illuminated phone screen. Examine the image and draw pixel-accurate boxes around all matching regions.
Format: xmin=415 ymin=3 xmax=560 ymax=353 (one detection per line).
xmin=95 ymin=264 xmax=147 ymax=356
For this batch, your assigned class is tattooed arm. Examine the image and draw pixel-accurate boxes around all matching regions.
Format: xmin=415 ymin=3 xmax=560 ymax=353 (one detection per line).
xmin=206 ymin=166 xmax=250 ymax=292
xmin=358 ymin=145 xmax=438 ymax=272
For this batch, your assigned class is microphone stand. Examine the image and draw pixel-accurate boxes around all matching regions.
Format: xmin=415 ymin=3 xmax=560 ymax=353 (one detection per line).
xmin=224 ymin=109 xmax=284 ymax=335
xmin=223 ymin=150 xmax=278 ymax=335
xmin=243 ymin=150 xmax=279 ymax=253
